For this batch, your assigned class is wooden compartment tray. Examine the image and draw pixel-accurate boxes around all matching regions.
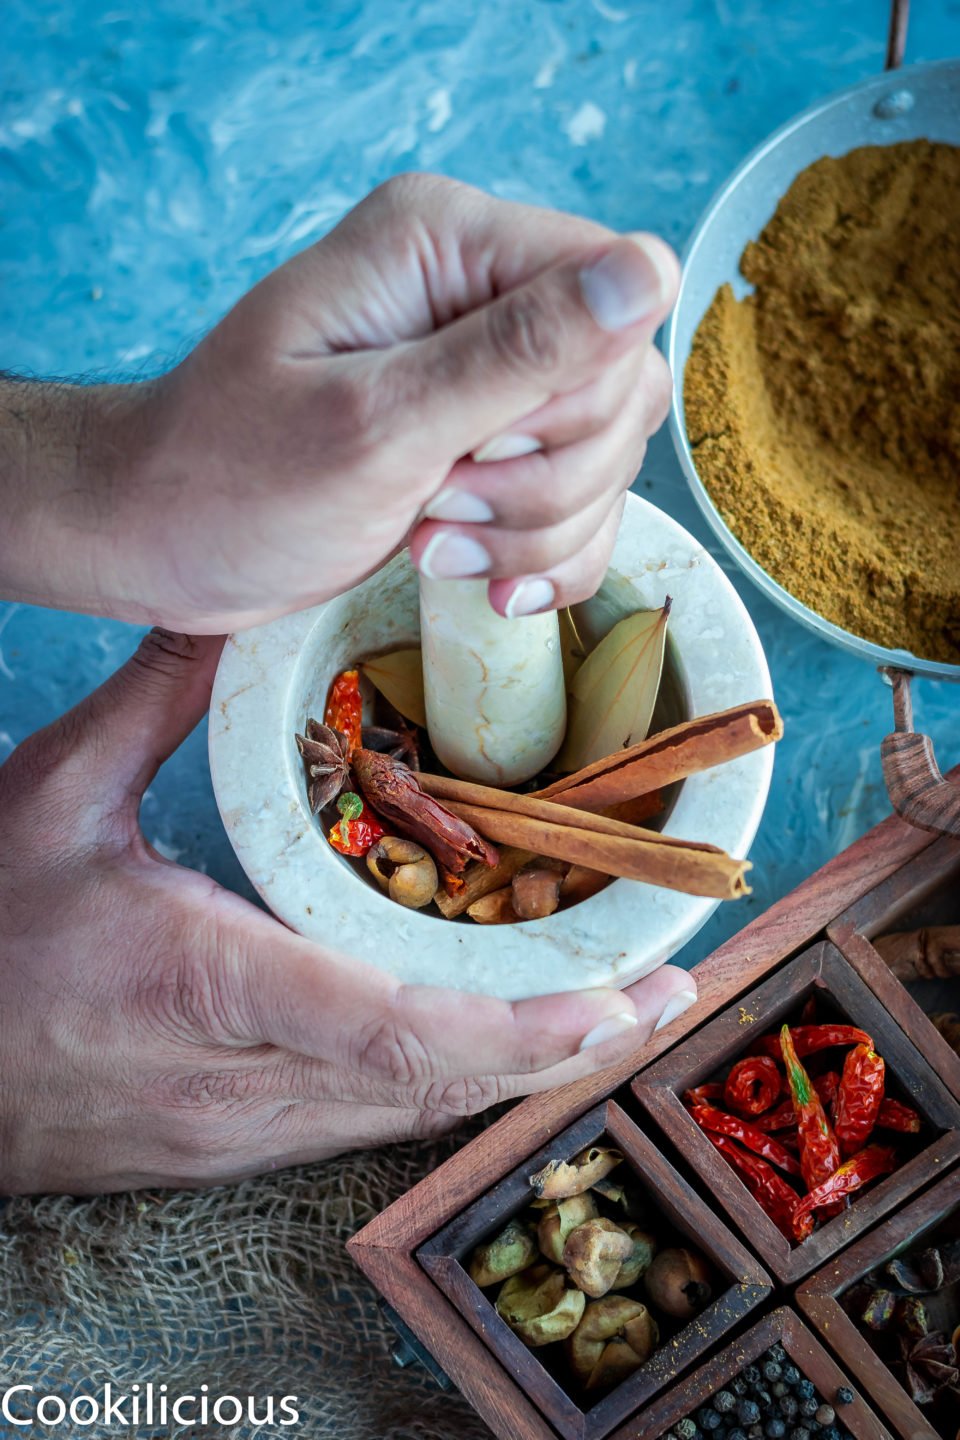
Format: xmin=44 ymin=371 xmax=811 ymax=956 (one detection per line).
xmin=349 ymin=779 xmax=960 ymax=1440
xmin=797 ymin=1166 xmax=960 ymax=1440
xmin=418 ymin=1099 xmax=770 ymax=1440
xmin=609 ymin=1307 xmax=893 ymax=1440
xmin=633 ymin=940 xmax=960 ymax=1284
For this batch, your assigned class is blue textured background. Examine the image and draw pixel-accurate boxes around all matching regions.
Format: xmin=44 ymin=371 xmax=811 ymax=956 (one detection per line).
xmin=1 ymin=0 xmax=957 ymax=969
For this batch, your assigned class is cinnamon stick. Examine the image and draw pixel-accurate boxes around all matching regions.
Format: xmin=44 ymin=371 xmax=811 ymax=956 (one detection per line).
xmin=537 ymin=699 xmax=782 ymax=812
xmin=442 ymin=798 xmax=750 ymax=899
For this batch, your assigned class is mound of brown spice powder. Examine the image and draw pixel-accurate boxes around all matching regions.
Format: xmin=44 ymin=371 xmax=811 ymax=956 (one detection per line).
xmin=684 ymin=139 xmax=960 ymax=663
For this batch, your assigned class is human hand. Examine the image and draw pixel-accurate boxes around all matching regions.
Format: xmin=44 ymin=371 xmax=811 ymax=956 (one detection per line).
xmin=0 ymin=629 xmax=696 ymax=1194
xmin=103 ymin=174 xmax=679 ymax=631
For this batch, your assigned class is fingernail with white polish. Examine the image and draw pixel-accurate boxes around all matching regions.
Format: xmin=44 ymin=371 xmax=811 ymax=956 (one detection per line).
xmin=424 ymin=488 xmax=496 ymax=523
xmin=419 ymin=532 xmax=491 ymax=580
xmin=578 ymin=1012 xmax=638 ymax=1053
xmin=580 ymin=234 xmax=675 ymax=331
xmin=504 ymin=577 xmax=557 ymax=619
xmin=472 ymin=433 xmax=542 ymax=463
xmin=653 ymin=989 xmax=698 ymax=1033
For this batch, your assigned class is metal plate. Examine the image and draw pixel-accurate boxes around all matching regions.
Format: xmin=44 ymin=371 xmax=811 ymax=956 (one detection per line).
xmin=667 ymin=59 xmax=960 ymax=682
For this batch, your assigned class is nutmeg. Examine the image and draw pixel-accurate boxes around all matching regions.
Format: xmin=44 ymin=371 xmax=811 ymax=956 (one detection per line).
xmin=468 ymin=1219 xmax=538 ymax=1289
xmin=495 ymin=1263 xmax=586 ymax=1347
xmin=530 ymin=1145 xmax=624 ymax=1200
xmin=537 ymin=1192 xmax=598 ymax=1266
xmin=565 ymin=1296 xmax=658 ymax=1391
xmin=609 ymin=1222 xmax=658 ymax=1290
xmin=643 ymin=1246 xmax=713 ymax=1319
xmin=562 ymin=1218 xmax=634 ymax=1298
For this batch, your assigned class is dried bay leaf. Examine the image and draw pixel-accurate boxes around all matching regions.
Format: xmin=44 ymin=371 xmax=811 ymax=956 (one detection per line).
xmin=555 ymin=601 xmax=670 ymax=772
xmin=360 ymin=648 xmax=426 ymax=728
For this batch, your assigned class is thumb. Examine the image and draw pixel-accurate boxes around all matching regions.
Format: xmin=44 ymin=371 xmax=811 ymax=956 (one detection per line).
xmin=390 ymin=232 xmax=679 ymax=459
xmin=47 ymin=629 xmax=225 ymax=816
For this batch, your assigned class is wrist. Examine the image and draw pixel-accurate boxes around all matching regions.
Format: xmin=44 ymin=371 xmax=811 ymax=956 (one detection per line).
xmin=0 ymin=376 xmax=161 ymax=619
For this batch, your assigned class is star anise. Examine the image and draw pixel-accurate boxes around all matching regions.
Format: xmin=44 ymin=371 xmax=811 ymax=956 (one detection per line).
xmin=899 ymin=1331 xmax=959 ymax=1405
xmin=295 ymin=719 xmax=351 ymax=812
xmin=361 ymin=722 xmax=420 ymax=770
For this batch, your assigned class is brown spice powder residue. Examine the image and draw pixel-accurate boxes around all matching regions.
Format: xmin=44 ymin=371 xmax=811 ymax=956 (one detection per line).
xmin=684 ymin=139 xmax=960 ymax=664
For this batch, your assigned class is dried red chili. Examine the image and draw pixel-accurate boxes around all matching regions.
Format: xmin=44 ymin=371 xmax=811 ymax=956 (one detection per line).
xmin=780 ymin=1024 xmax=840 ymax=1192
xmin=688 ymin=1104 xmax=801 ymax=1177
xmin=835 ymin=1043 xmax=886 ymax=1157
xmin=325 ymin=669 xmax=364 ymax=758
xmin=793 ymin=1145 xmax=897 ymax=1218
xmin=706 ymin=1132 xmax=812 ymax=1242
xmin=327 ymin=791 xmax=385 ymax=857
xmin=876 ymin=1097 xmax=921 ymax=1133
xmin=750 ymin=1024 xmax=873 ymax=1060
xmin=724 ymin=1056 xmax=781 ymax=1115
xmin=750 ymin=1098 xmax=796 ymax=1133
xmin=683 ymin=1083 xmax=725 ymax=1107
xmin=751 ymin=1071 xmax=840 ymax=1132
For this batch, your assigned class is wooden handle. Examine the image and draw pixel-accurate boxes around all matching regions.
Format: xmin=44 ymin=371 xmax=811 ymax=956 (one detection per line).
xmin=880 ymin=669 xmax=960 ymax=836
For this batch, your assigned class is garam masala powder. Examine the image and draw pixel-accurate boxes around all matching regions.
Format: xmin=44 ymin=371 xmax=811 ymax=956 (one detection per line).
xmin=684 ymin=139 xmax=960 ymax=664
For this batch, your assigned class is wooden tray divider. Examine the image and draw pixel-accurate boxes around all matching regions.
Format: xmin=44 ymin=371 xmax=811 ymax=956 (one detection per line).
xmin=797 ymin=1166 xmax=960 ymax=1440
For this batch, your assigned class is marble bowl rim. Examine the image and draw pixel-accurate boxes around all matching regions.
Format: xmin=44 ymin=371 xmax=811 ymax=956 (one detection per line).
xmin=208 ymin=492 xmax=775 ymax=999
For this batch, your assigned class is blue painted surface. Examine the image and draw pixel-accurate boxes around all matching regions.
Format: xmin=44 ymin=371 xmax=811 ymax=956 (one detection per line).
xmin=1 ymin=0 xmax=958 ymax=971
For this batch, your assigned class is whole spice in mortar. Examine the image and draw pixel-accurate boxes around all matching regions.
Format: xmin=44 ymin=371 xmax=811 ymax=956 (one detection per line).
xmin=685 ymin=140 xmax=960 ymax=663
xmin=467 ymin=1143 xmax=713 ymax=1398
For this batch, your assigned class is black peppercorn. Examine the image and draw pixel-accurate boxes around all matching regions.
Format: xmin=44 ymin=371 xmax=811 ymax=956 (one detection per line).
xmin=727 ymin=1431 xmax=748 ymax=1440
xmin=765 ymin=1422 xmax=786 ymax=1439
xmin=737 ymin=1401 xmax=761 ymax=1426
xmin=788 ymin=1429 xmax=811 ymax=1440
xmin=834 ymin=1388 xmax=853 ymax=1407
xmin=782 ymin=1365 xmax=801 ymax=1387
xmin=820 ymin=1429 xmax=841 ymax=1440
xmin=743 ymin=1366 xmax=761 ymax=1386
xmin=767 ymin=1344 xmax=787 ymax=1364
xmin=779 ymin=1396 xmax=799 ymax=1419
xmin=795 ymin=1380 xmax=815 ymax=1402
xmin=771 ymin=1382 xmax=787 ymax=1398
xmin=714 ymin=1392 xmax=737 ymax=1414
xmin=763 ymin=1361 xmax=783 ymax=1382
xmin=732 ymin=1378 xmax=749 ymax=1397
xmin=700 ymin=1410 xmax=723 ymax=1432
xmin=675 ymin=1421 xmax=698 ymax=1440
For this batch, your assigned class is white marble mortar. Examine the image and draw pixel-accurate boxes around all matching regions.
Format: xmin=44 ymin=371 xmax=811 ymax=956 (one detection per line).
xmin=208 ymin=493 xmax=774 ymax=1000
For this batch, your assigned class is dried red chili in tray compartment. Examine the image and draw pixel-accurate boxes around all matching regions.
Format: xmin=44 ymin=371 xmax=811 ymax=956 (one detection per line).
xmin=634 ymin=943 xmax=960 ymax=1286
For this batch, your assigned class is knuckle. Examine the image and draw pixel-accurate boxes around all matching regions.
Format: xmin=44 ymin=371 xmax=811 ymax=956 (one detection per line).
xmin=488 ymin=288 xmax=563 ymax=377
xmin=161 ymin=1066 xmax=264 ymax=1112
xmin=420 ymin=1072 xmax=508 ymax=1116
xmin=351 ymin=1016 xmax=434 ymax=1089
xmin=372 ymin=171 xmax=463 ymax=213
xmin=318 ymin=371 xmax=383 ymax=451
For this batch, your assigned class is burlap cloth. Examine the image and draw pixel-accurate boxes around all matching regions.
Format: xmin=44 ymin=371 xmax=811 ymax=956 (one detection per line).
xmin=0 ymin=1120 xmax=503 ymax=1439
